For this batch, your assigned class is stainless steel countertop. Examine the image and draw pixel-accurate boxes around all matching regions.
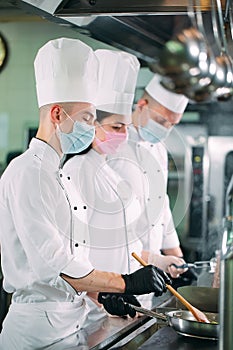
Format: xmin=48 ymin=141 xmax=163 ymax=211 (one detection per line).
xmin=85 ymin=291 xmax=174 ymax=349
xmin=84 ymin=270 xmax=217 ymax=349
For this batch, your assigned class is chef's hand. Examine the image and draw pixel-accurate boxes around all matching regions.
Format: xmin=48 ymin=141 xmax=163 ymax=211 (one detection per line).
xmin=98 ymin=293 xmax=141 ymax=318
xmin=169 ymin=268 xmax=198 ymax=290
xmin=148 ymin=253 xmax=188 ymax=278
xmin=122 ymin=265 xmax=171 ymax=296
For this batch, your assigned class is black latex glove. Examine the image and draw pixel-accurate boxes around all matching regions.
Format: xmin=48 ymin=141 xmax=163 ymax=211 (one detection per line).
xmin=98 ymin=293 xmax=141 ymax=318
xmin=122 ymin=265 xmax=171 ymax=296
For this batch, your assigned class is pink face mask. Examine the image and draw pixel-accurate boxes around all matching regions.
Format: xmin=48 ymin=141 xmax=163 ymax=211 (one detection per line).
xmin=95 ymin=127 xmax=128 ymax=155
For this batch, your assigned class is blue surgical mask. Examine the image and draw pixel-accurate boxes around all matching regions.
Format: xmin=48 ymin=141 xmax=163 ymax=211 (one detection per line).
xmin=138 ymin=118 xmax=172 ymax=144
xmin=57 ymin=120 xmax=95 ymax=154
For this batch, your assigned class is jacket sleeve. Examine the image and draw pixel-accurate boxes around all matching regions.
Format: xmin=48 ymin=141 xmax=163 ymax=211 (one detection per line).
xmin=7 ymin=165 xmax=93 ymax=281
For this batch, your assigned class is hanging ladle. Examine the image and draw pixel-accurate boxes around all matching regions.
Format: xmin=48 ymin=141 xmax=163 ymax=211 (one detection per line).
xmin=155 ymin=0 xmax=217 ymax=101
xmin=214 ymin=0 xmax=233 ymax=100
xmin=131 ymin=252 xmax=210 ymax=324
xmin=172 ymin=0 xmax=219 ymax=101
xmin=150 ymin=0 xmax=209 ymax=77
xmin=177 ymin=0 xmax=233 ymax=102
xmin=205 ymin=0 xmax=233 ymax=101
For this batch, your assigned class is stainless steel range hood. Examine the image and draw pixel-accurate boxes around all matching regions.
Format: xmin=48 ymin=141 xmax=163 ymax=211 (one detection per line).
xmin=11 ymin=1 xmax=221 ymax=64
xmin=14 ymin=0 xmax=214 ymax=16
xmin=53 ymin=0 xmax=210 ymax=16
xmin=10 ymin=0 xmax=193 ymax=62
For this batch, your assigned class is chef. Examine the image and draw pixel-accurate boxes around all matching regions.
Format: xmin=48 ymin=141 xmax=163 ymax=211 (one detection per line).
xmin=64 ymin=49 xmax=144 ymax=324
xmin=108 ymin=74 xmax=189 ymax=279
xmin=0 ymin=38 xmax=170 ymax=349
xmin=64 ymin=49 xmax=144 ymax=274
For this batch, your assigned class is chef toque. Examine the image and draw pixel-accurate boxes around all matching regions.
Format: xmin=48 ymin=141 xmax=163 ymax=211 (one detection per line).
xmin=95 ymin=49 xmax=140 ymax=117
xmin=146 ymin=74 xmax=189 ymax=114
xmin=34 ymin=37 xmax=98 ymax=108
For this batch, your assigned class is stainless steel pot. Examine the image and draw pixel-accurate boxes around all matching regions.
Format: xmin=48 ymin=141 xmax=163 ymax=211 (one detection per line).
xmin=131 ymin=305 xmax=219 ymax=340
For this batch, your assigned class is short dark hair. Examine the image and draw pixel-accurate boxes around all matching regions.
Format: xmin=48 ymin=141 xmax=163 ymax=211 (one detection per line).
xmin=96 ymin=110 xmax=113 ymax=123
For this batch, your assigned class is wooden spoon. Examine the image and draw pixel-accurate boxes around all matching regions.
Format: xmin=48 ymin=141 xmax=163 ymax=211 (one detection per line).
xmin=131 ymin=252 xmax=210 ymax=323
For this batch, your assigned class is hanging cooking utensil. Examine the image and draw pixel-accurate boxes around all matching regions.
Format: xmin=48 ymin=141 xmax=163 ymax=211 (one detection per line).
xmin=176 ymin=0 xmax=215 ymax=86
xmin=151 ymin=0 xmax=216 ymax=101
xmin=206 ymin=0 xmax=233 ymax=101
xmin=131 ymin=252 xmax=210 ymax=323
xmin=171 ymin=0 xmax=218 ymax=102
xmin=149 ymin=0 xmax=203 ymax=76
xmin=179 ymin=0 xmax=233 ymax=102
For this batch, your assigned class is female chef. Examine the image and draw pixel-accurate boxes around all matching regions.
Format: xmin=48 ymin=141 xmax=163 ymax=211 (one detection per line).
xmin=64 ymin=49 xmax=154 ymax=322
xmin=65 ymin=49 xmax=142 ymax=274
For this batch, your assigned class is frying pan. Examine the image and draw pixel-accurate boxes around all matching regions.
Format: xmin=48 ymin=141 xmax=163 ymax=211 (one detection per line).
xmin=131 ymin=305 xmax=219 ymax=340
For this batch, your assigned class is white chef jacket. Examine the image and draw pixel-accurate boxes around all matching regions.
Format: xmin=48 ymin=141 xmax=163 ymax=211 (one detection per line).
xmin=64 ymin=149 xmax=143 ymax=275
xmin=108 ymin=126 xmax=180 ymax=255
xmin=0 ymin=138 xmax=94 ymax=349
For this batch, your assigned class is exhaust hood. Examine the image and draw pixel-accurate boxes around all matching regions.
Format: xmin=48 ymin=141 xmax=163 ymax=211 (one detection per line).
xmin=13 ymin=0 xmax=214 ymax=16
xmin=10 ymin=1 xmax=224 ymax=77
xmin=11 ymin=0 xmax=198 ymax=63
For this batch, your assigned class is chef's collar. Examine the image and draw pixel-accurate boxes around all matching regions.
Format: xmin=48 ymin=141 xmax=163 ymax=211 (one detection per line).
xmin=29 ymin=138 xmax=62 ymax=170
xmin=128 ymin=124 xmax=141 ymax=143
xmin=89 ymin=148 xmax=107 ymax=164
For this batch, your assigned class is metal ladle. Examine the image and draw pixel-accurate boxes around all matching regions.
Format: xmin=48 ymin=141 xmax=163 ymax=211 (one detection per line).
xmin=159 ymin=44 xmax=217 ymax=102
xmin=212 ymin=0 xmax=233 ymax=101
xmin=187 ymin=0 xmax=233 ymax=102
xmin=173 ymin=0 xmax=233 ymax=102
xmin=154 ymin=0 xmax=210 ymax=76
xmin=152 ymin=0 xmax=217 ymax=102
xmin=169 ymin=0 xmax=220 ymax=102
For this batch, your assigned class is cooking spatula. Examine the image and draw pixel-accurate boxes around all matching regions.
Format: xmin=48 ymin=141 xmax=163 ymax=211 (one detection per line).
xmin=131 ymin=252 xmax=210 ymax=323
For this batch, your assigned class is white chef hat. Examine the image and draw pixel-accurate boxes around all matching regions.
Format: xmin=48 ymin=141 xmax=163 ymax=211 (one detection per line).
xmin=145 ymin=74 xmax=189 ymax=113
xmin=95 ymin=49 xmax=140 ymax=116
xmin=34 ymin=37 xmax=98 ymax=108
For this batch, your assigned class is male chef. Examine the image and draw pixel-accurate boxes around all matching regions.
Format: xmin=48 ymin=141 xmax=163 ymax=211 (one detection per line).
xmin=108 ymin=74 xmax=190 ymax=280
xmin=0 ymin=38 xmax=170 ymax=349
